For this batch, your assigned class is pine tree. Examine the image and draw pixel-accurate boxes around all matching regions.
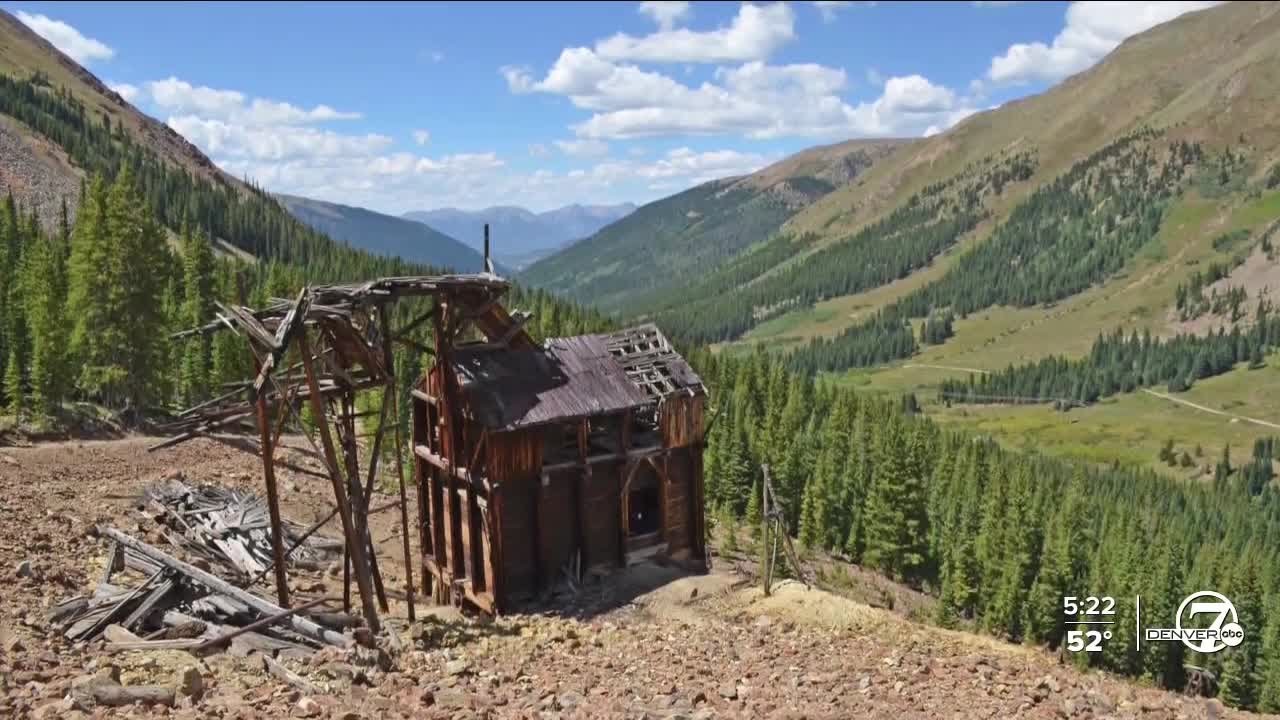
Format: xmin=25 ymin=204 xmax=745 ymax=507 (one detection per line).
xmin=20 ymin=231 xmax=68 ymax=415
xmin=3 ymin=345 xmax=22 ymax=416
xmin=1220 ymin=560 xmax=1263 ymax=710
xmin=179 ymin=225 xmax=215 ymax=404
xmin=68 ymin=175 xmax=126 ymax=406
xmin=1259 ymin=595 xmax=1280 ymax=712
xmin=745 ymin=477 xmax=762 ymax=543
xmin=1142 ymin=537 xmax=1186 ymax=689
xmin=863 ymin=420 xmax=930 ymax=582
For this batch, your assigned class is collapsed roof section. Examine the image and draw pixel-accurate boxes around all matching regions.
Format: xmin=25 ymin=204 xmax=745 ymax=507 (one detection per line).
xmin=451 ymin=324 xmax=704 ymax=432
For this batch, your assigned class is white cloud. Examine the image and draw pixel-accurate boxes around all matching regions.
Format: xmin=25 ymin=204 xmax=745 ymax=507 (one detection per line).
xmin=15 ymin=12 xmax=114 ymax=65
xmin=554 ymin=139 xmax=610 ymax=158
xmin=143 ymin=77 xmax=361 ymax=124
xmin=637 ymin=1 xmax=691 ymax=31
xmin=108 ymin=82 xmax=139 ymax=103
xmin=879 ymin=74 xmax=956 ymax=114
xmin=528 ymin=143 xmax=551 ymax=158
xmin=986 ymin=1 xmax=1220 ymax=86
xmin=166 ymin=115 xmax=392 ymax=161
xmin=431 ymin=51 xmax=445 ymax=62
xmin=865 ymin=67 xmax=884 ymax=87
xmin=412 ymin=129 xmax=431 ymax=145
xmin=596 ymin=3 xmax=795 ymax=64
xmin=508 ymin=43 xmax=974 ymax=141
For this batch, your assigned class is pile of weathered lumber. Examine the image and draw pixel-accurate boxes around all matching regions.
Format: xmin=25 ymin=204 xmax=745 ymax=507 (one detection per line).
xmin=140 ymin=479 xmax=341 ymax=581
xmin=48 ymin=526 xmax=354 ymax=654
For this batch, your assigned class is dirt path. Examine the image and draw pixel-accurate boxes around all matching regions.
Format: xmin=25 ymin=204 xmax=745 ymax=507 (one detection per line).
xmin=0 ymin=436 xmax=1264 ymax=719
xmin=904 ymin=363 xmax=990 ymax=375
xmin=1141 ymin=388 xmax=1280 ymax=430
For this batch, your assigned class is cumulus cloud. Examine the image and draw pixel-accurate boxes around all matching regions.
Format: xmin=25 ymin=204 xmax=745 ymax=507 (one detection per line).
xmin=216 ymin=145 xmax=766 ymax=214
xmin=637 ymin=1 xmax=691 ymax=31
xmin=412 ymin=129 xmax=431 ymax=145
xmin=554 ymin=139 xmax=610 ymax=158
xmin=15 ymin=12 xmax=114 ymax=65
xmin=986 ymin=1 xmax=1220 ymax=86
xmin=166 ymin=115 xmax=392 ymax=161
xmin=142 ymin=77 xmax=362 ymax=124
xmin=596 ymin=3 xmax=795 ymax=64
xmin=507 ymin=43 xmax=974 ymax=140
xmin=108 ymin=82 xmax=140 ymax=103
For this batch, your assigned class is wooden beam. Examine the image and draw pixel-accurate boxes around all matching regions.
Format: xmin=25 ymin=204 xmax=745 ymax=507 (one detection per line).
xmin=574 ymin=420 xmax=590 ymax=571
xmin=254 ymin=369 xmax=291 ymax=608
xmin=382 ymin=305 xmax=417 ymax=622
xmin=296 ymin=329 xmax=380 ymax=634
xmin=96 ymin=526 xmax=350 ymax=648
xmin=618 ymin=413 xmax=633 ymax=568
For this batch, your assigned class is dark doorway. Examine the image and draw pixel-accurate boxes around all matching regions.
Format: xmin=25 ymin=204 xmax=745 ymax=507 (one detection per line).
xmin=628 ymin=486 xmax=661 ymax=536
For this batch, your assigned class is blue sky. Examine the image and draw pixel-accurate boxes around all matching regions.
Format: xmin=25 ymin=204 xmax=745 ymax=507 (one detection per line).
xmin=6 ymin=1 xmax=1217 ymax=213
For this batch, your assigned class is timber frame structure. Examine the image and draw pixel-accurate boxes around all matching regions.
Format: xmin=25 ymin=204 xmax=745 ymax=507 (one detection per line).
xmin=159 ymin=266 xmax=708 ymax=620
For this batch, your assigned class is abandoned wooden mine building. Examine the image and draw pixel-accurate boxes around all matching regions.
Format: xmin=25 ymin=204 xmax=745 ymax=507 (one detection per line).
xmin=412 ymin=306 xmax=708 ymax=614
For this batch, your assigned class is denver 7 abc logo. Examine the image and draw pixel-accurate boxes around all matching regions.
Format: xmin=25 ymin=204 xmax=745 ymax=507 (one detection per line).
xmin=1145 ymin=591 xmax=1245 ymax=653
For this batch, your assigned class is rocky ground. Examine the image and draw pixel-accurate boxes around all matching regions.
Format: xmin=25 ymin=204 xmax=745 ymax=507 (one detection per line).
xmin=0 ymin=436 xmax=1269 ymax=719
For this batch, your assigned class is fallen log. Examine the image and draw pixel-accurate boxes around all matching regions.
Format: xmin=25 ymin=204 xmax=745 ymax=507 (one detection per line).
xmin=95 ymin=526 xmax=352 ymax=649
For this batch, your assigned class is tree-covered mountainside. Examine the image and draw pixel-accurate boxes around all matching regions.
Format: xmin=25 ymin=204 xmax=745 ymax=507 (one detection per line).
xmin=790 ymin=130 xmax=1197 ymax=373
xmin=0 ymin=63 xmax=606 ymax=423
xmin=519 ymin=139 xmax=906 ymax=313
xmin=641 ymin=150 xmax=1035 ymax=344
xmin=277 ymin=194 xmax=495 ymax=274
xmin=696 ymin=346 xmax=1280 ymax=711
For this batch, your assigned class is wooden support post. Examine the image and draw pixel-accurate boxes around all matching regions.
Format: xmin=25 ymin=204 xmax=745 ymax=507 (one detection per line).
xmin=254 ymin=385 xmax=291 ymax=608
xmin=531 ymin=474 xmax=543 ymax=593
xmin=573 ymin=421 xmax=590 ymax=573
xmin=617 ymin=413 xmax=632 ymax=568
xmin=460 ymin=479 xmax=475 ymax=586
xmin=341 ymin=392 xmax=388 ymax=613
xmin=382 ymin=305 xmax=416 ymax=621
xmin=297 ymin=329 xmax=380 ymax=634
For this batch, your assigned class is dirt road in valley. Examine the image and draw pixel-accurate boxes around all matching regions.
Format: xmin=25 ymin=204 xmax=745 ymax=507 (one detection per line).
xmin=0 ymin=436 xmax=1259 ymax=719
xmin=1141 ymin=388 xmax=1280 ymax=431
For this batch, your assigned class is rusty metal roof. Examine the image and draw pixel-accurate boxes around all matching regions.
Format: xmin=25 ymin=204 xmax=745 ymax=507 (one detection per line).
xmin=452 ymin=325 xmax=703 ymax=431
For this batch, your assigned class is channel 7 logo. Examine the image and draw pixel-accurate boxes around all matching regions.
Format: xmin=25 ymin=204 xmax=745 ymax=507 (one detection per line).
xmin=1144 ymin=591 xmax=1244 ymax=654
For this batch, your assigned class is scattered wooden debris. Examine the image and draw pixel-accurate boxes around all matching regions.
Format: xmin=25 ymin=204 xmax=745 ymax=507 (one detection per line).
xmin=141 ymin=478 xmax=342 ymax=580
xmin=50 ymin=523 xmax=356 ymax=660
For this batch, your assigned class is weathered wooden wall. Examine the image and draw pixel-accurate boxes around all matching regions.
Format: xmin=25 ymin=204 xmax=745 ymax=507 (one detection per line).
xmin=660 ymin=394 xmax=705 ymax=449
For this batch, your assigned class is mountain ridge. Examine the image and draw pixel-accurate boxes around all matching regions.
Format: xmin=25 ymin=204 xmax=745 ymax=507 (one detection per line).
xmin=519 ymin=136 xmax=910 ymax=312
xmin=277 ymin=194 xmax=498 ymax=274
xmin=403 ymin=201 xmax=637 ymax=269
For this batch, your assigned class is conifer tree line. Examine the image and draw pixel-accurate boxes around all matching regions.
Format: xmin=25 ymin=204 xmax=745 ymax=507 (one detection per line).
xmin=694 ymin=345 xmax=1280 ymax=710
xmin=941 ymin=302 xmax=1278 ymax=407
xmin=791 ymin=131 xmax=1201 ymax=374
xmin=0 ymin=71 xmax=608 ymax=422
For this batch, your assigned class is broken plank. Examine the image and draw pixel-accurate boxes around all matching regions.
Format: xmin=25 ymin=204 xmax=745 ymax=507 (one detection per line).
xmin=96 ymin=526 xmax=352 ymax=649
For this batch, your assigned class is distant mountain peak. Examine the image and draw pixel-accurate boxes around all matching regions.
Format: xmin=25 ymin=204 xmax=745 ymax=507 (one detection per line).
xmin=401 ymin=202 xmax=638 ymax=269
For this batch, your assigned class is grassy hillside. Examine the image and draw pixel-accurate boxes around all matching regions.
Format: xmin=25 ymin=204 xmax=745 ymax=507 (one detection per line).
xmin=278 ymin=194 xmax=494 ymax=274
xmin=519 ymin=138 xmax=906 ymax=313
